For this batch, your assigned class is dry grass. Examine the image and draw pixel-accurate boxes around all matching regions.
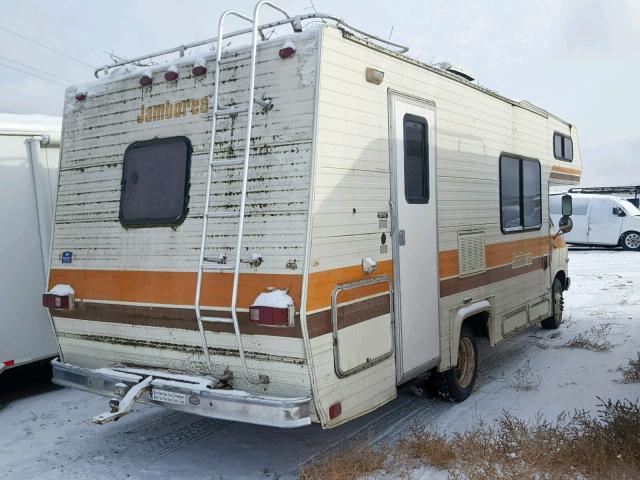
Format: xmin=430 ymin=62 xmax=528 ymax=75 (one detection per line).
xmin=300 ymin=398 xmax=640 ymax=480
xmin=618 ymin=352 xmax=640 ymax=383
xmin=565 ymin=323 xmax=612 ymax=352
xmin=298 ymin=442 xmax=387 ymax=480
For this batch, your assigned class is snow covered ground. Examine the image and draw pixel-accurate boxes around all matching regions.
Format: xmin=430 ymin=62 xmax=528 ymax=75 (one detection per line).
xmin=1 ymin=249 xmax=638 ymax=480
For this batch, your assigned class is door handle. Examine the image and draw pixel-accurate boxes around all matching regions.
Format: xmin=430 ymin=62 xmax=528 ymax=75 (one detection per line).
xmin=398 ymin=229 xmax=406 ymax=246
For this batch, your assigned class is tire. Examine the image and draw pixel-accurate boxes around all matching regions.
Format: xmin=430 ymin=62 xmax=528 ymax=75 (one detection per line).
xmin=441 ymin=326 xmax=478 ymax=402
xmin=541 ymin=277 xmax=563 ymax=329
xmin=621 ymin=231 xmax=640 ymax=251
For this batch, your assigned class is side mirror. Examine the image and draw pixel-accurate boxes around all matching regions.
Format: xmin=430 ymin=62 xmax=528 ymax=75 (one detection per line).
xmin=561 ymin=194 xmax=573 ymax=216
xmin=558 ymin=215 xmax=573 ymax=235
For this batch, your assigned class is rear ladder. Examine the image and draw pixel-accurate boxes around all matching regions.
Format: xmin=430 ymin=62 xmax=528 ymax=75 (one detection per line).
xmin=194 ymin=2 xmax=298 ymax=385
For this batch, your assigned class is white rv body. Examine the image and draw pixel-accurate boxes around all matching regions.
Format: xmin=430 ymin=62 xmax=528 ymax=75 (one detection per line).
xmin=46 ymin=6 xmax=581 ymax=428
xmin=0 ymin=114 xmax=61 ymax=373
xmin=551 ymin=193 xmax=640 ymax=249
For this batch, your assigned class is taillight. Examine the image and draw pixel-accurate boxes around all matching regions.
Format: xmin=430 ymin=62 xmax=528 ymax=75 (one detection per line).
xmin=75 ymin=92 xmax=87 ymax=101
xmin=329 ymin=402 xmax=342 ymax=420
xmin=249 ymin=305 xmax=293 ymax=326
xmin=43 ymin=284 xmax=75 ymax=311
xmin=42 ymin=293 xmax=73 ymax=310
xmin=139 ymin=74 xmax=153 ymax=86
xmin=249 ymin=289 xmax=294 ymax=327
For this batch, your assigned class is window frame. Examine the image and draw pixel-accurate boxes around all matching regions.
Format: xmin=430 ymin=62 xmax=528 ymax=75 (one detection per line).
xmin=119 ymin=136 xmax=192 ymax=228
xmin=553 ymin=132 xmax=573 ymax=162
xmin=499 ymin=153 xmax=542 ymax=234
xmin=402 ymin=113 xmax=429 ymax=204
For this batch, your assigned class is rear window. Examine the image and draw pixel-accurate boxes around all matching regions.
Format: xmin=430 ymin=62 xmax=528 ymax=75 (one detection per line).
xmin=119 ymin=136 xmax=191 ymax=227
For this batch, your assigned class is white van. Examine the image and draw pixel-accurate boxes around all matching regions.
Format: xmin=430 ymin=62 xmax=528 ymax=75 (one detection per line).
xmin=551 ymin=193 xmax=640 ymax=250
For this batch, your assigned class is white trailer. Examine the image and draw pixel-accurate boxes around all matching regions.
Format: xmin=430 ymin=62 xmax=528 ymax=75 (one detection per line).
xmin=46 ymin=2 xmax=581 ymax=428
xmin=1 ymin=114 xmax=61 ymax=374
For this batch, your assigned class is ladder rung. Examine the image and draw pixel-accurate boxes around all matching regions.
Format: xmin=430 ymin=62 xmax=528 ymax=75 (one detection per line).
xmin=200 ymin=316 xmax=234 ymax=324
xmin=206 ymin=211 xmax=239 ymax=219
xmin=215 ymin=105 xmax=248 ymax=116
xmin=218 ymin=53 xmax=252 ymax=66
xmin=201 ymin=263 xmax=235 ymax=271
xmin=210 ymin=159 xmax=244 ymax=168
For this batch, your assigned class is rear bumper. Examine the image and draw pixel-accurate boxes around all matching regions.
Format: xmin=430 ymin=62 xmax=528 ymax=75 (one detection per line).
xmin=51 ymin=359 xmax=311 ymax=428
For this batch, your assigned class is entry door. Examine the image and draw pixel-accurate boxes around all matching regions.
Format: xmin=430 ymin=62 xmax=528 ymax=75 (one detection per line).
xmin=389 ymin=92 xmax=439 ymax=382
xmin=588 ymin=198 xmax=623 ymax=245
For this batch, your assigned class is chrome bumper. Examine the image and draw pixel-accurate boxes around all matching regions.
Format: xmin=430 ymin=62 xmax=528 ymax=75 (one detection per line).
xmin=51 ymin=359 xmax=311 ymax=428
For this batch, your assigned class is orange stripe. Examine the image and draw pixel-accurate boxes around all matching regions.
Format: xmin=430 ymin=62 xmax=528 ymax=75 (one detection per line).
xmin=439 ymin=236 xmax=550 ymax=279
xmin=307 ymin=261 xmax=393 ymax=311
xmin=49 ymin=236 xmax=554 ymax=311
xmin=551 ymin=165 xmax=581 ymax=176
xmin=48 ymin=270 xmax=302 ymax=310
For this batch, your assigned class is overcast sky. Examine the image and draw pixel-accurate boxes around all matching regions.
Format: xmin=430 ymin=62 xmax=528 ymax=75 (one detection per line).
xmin=1 ymin=0 xmax=638 ymax=186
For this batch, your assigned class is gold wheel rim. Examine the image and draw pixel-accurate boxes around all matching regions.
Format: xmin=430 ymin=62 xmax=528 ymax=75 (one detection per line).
xmin=456 ymin=337 xmax=475 ymax=389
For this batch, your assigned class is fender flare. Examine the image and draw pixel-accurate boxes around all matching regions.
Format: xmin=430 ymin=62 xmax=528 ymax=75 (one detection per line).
xmin=449 ymin=300 xmax=493 ymax=368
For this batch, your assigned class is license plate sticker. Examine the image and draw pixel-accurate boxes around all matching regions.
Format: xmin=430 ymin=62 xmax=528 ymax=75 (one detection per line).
xmin=151 ymin=389 xmax=186 ymax=405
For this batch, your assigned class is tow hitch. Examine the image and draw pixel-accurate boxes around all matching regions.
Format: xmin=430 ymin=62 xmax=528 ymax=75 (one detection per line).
xmin=93 ymin=376 xmax=153 ymax=424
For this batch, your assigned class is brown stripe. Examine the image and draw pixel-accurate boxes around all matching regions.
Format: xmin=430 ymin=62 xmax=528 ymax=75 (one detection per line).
xmin=439 ymin=256 xmax=546 ymax=297
xmin=53 ymin=294 xmax=392 ymax=339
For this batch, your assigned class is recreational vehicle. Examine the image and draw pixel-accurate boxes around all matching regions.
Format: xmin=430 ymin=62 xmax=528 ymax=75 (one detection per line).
xmin=551 ymin=193 xmax=640 ymax=250
xmin=45 ymin=2 xmax=581 ymax=428
xmin=1 ymin=114 xmax=61 ymax=374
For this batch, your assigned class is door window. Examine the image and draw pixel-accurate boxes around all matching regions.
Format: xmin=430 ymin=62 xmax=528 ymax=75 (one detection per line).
xmin=403 ymin=114 xmax=429 ymax=203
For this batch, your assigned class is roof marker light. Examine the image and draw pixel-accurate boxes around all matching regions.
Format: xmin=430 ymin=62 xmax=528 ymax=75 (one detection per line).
xmin=139 ymin=74 xmax=153 ymax=86
xmin=75 ymin=92 xmax=87 ymax=101
xmin=164 ymin=66 xmax=179 ymax=81
xmin=192 ymin=65 xmax=207 ymax=76
xmin=279 ymin=41 xmax=296 ymax=59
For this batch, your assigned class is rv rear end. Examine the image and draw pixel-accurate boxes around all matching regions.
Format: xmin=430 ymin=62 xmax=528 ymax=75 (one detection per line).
xmin=47 ymin=29 xmax=322 ymax=427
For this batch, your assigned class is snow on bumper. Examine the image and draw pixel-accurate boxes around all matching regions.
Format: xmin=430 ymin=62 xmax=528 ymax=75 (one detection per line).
xmin=51 ymin=360 xmax=311 ymax=428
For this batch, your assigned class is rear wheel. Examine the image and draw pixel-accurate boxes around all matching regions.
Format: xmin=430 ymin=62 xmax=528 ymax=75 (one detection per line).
xmin=442 ymin=326 xmax=477 ymax=402
xmin=541 ymin=277 xmax=563 ymax=329
xmin=621 ymin=231 xmax=640 ymax=251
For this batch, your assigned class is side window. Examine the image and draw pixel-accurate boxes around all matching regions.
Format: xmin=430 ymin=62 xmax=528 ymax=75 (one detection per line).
xmin=500 ymin=155 xmax=542 ymax=232
xmin=119 ymin=136 xmax=192 ymax=227
xmin=553 ymin=132 xmax=573 ymax=161
xmin=403 ymin=114 xmax=428 ymax=204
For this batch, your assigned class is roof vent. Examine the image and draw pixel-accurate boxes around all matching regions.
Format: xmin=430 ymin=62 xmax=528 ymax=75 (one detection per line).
xmin=435 ymin=62 xmax=475 ymax=82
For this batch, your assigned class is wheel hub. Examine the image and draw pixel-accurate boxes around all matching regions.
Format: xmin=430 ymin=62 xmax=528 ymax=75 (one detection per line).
xmin=625 ymin=233 xmax=640 ymax=249
xmin=456 ymin=337 xmax=475 ymax=389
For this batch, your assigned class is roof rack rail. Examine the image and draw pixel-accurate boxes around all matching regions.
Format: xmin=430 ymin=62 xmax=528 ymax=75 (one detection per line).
xmin=94 ymin=13 xmax=409 ymax=78
xmin=569 ymin=186 xmax=640 ymax=198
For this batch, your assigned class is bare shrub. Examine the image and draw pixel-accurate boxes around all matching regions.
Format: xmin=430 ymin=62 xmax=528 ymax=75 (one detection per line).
xmin=565 ymin=323 xmax=612 ymax=352
xmin=617 ymin=352 xmax=640 ymax=384
xmin=298 ymin=442 xmax=386 ymax=480
xmin=301 ymin=398 xmax=640 ymax=479
xmin=511 ymin=358 xmax=542 ymax=391
xmin=396 ymin=426 xmax=455 ymax=470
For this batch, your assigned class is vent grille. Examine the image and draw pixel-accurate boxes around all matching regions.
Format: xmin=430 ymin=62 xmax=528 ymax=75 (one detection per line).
xmin=458 ymin=231 xmax=486 ymax=277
